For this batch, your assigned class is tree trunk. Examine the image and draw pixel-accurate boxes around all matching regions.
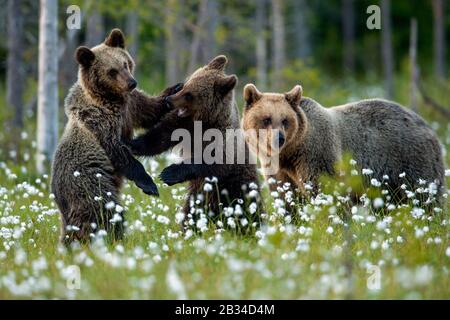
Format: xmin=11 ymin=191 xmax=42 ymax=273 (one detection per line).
xmin=6 ymin=0 xmax=25 ymax=129
xmin=409 ymin=19 xmax=418 ymax=112
xmin=188 ymin=0 xmax=208 ymax=73
xmin=381 ymin=0 xmax=394 ymax=99
xmin=342 ymin=0 xmax=355 ymax=75
xmin=271 ymin=0 xmax=285 ymax=90
xmin=37 ymin=0 xmax=58 ymax=174
xmin=256 ymin=0 xmax=268 ymax=90
xmin=60 ymin=27 xmax=79 ymax=99
xmin=165 ymin=0 xmax=181 ymax=85
xmin=126 ymin=10 xmax=139 ymax=60
xmin=188 ymin=0 xmax=217 ymax=73
xmin=431 ymin=0 xmax=445 ymax=79
xmin=292 ymin=0 xmax=310 ymax=59
xmin=204 ymin=0 xmax=218 ymax=61
xmin=85 ymin=3 xmax=104 ymax=48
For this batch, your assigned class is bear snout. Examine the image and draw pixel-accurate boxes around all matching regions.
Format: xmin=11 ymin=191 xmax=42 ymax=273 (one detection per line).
xmin=127 ymin=79 xmax=137 ymax=91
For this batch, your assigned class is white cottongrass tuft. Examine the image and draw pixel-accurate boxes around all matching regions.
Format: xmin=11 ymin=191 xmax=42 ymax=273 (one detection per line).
xmin=203 ymin=183 xmax=213 ymax=192
xmin=105 ymin=201 xmax=115 ymax=210
xmin=166 ymin=261 xmax=187 ymax=299
xmin=370 ymin=179 xmax=381 ymax=187
xmin=373 ymin=198 xmax=384 ymax=208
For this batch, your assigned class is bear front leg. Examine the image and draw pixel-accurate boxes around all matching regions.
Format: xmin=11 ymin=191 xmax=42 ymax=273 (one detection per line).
xmin=128 ymin=110 xmax=192 ymax=157
xmin=128 ymin=82 xmax=184 ymax=129
xmin=120 ymin=154 xmax=159 ymax=196
xmin=160 ymin=160 xmax=226 ymax=186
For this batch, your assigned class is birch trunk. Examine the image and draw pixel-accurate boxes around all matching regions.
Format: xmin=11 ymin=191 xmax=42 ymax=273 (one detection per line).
xmin=37 ymin=0 xmax=58 ymax=174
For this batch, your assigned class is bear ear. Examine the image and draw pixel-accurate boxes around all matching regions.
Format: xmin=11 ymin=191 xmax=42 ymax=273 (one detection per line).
xmin=75 ymin=46 xmax=95 ymax=67
xmin=216 ymin=74 xmax=237 ymax=96
xmin=104 ymin=28 xmax=125 ymax=48
xmin=284 ymin=85 xmax=303 ymax=107
xmin=207 ymin=55 xmax=228 ymax=71
xmin=243 ymin=84 xmax=262 ymax=108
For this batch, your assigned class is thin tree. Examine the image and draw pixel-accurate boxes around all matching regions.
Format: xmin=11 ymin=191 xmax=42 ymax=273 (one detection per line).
xmin=342 ymin=0 xmax=355 ymax=75
xmin=6 ymin=0 xmax=25 ymax=129
xmin=431 ymin=0 xmax=445 ymax=79
xmin=381 ymin=0 xmax=394 ymax=99
xmin=271 ymin=0 xmax=285 ymax=90
xmin=60 ymin=27 xmax=79 ymax=100
xmin=188 ymin=0 xmax=218 ymax=73
xmin=126 ymin=10 xmax=139 ymax=60
xmin=292 ymin=0 xmax=311 ymax=59
xmin=37 ymin=0 xmax=58 ymax=174
xmin=256 ymin=0 xmax=268 ymax=90
xmin=409 ymin=19 xmax=418 ymax=112
xmin=85 ymin=2 xmax=104 ymax=48
xmin=165 ymin=0 xmax=181 ymax=85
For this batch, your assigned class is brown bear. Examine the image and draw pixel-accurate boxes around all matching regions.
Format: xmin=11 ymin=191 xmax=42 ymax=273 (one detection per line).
xmin=51 ymin=29 xmax=182 ymax=244
xmin=242 ymin=83 xmax=446 ymax=206
xmin=129 ymin=56 xmax=261 ymax=229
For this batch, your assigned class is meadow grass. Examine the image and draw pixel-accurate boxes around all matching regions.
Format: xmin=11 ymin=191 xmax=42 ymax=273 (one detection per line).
xmin=0 ymin=80 xmax=449 ymax=299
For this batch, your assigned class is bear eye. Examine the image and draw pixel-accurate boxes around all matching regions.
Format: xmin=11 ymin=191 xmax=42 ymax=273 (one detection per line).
xmin=123 ymin=62 xmax=129 ymax=70
xmin=108 ymin=69 xmax=118 ymax=78
xmin=184 ymin=92 xmax=193 ymax=102
xmin=262 ymin=117 xmax=271 ymax=127
xmin=282 ymin=118 xmax=289 ymax=127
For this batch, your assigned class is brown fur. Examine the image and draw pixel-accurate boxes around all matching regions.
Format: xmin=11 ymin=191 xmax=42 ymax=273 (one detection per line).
xmin=51 ymin=29 xmax=181 ymax=245
xmin=243 ymin=84 xmax=446 ymax=207
xmin=129 ymin=56 xmax=261 ymax=225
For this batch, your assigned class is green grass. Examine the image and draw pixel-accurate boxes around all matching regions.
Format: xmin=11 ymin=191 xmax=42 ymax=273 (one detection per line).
xmin=0 ymin=78 xmax=449 ymax=299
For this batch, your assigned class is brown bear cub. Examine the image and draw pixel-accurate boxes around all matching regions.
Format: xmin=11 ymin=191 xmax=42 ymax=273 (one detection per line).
xmin=51 ymin=29 xmax=182 ymax=244
xmin=129 ymin=56 xmax=261 ymax=228
xmin=242 ymin=84 xmax=446 ymax=206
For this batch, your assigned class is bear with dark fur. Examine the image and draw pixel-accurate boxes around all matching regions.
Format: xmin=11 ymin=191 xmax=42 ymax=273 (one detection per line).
xmin=51 ymin=29 xmax=181 ymax=244
xmin=129 ymin=56 xmax=261 ymax=226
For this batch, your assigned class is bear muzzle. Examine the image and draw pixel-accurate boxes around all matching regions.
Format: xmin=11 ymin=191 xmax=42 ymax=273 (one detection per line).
xmin=127 ymin=79 xmax=137 ymax=91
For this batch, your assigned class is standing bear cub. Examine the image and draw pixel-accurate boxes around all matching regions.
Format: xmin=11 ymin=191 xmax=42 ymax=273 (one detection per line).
xmin=129 ymin=56 xmax=261 ymax=225
xmin=51 ymin=29 xmax=181 ymax=244
xmin=242 ymin=84 xmax=445 ymax=205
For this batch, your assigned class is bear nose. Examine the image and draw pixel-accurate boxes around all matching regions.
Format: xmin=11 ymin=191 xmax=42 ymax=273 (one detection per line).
xmin=128 ymin=79 xmax=137 ymax=90
xmin=277 ymin=132 xmax=285 ymax=147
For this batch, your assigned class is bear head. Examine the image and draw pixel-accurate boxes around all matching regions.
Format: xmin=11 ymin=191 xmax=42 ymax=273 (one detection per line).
xmin=242 ymin=84 xmax=305 ymax=156
xmin=75 ymin=29 xmax=137 ymax=104
xmin=165 ymin=55 xmax=238 ymax=121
